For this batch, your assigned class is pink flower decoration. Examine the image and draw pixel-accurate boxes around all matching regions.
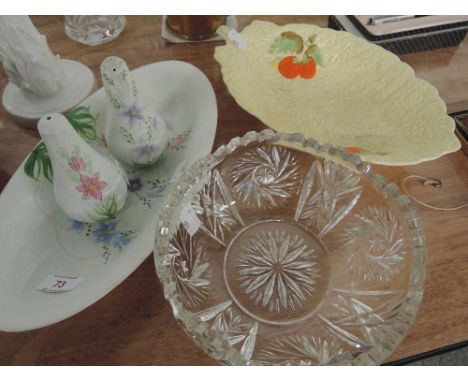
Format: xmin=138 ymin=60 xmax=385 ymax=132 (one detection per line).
xmin=168 ymin=137 xmax=185 ymax=149
xmin=69 ymin=156 xmax=86 ymax=173
xmin=76 ymin=172 xmax=107 ymax=200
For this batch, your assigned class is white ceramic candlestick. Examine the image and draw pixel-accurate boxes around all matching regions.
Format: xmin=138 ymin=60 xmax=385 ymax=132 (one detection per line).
xmin=0 ymin=16 xmax=95 ymax=129
xmin=100 ymin=56 xmax=169 ymax=167
xmin=38 ymin=113 xmax=128 ymax=223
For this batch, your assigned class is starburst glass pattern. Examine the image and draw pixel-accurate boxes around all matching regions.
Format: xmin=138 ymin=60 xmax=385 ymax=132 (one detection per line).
xmin=196 ymin=300 xmax=258 ymax=360
xmin=295 ymin=159 xmax=362 ymax=237
xmin=257 ymin=335 xmax=344 ymax=365
xmin=318 ymin=291 xmax=406 ymax=349
xmin=192 ymin=169 xmax=244 ymax=245
xmin=230 ymin=145 xmax=300 ymax=208
xmin=342 ymin=207 xmax=407 ymax=282
xmin=169 ymin=227 xmax=211 ymax=308
xmin=237 ymin=229 xmax=319 ymax=314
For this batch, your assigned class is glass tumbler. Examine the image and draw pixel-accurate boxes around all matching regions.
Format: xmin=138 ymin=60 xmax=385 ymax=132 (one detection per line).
xmin=165 ymin=16 xmax=226 ymax=41
xmin=64 ymin=16 xmax=126 ymax=46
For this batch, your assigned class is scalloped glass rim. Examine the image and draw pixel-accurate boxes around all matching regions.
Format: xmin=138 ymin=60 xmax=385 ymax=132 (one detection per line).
xmin=153 ymin=130 xmax=426 ymax=365
xmin=213 ymin=21 xmax=460 ymax=166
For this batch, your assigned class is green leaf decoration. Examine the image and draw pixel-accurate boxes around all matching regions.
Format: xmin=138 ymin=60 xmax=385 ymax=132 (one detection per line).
xmin=93 ymin=195 xmax=120 ymax=220
xmin=270 ymin=31 xmax=304 ymax=56
xmin=67 ymin=106 xmax=98 ymax=141
xmin=102 ymin=73 xmax=115 ymax=86
xmin=24 ymin=142 xmax=53 ymax=182
xmin=120 ymin=126 xmax=135 ymax=144
xmin=305 ymin=44 xmax=323 ymax=67
xmin=24 ymin=106 xmax=99 ymax=183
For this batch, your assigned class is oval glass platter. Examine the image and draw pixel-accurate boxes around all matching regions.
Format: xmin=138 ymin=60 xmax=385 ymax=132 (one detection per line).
xmin=154 ymin=130 xmax=426 ymax=365
xmin=0 ymin=60 xmax=217 ymax=331
xmin=214 ymin=21 xmax=460 ymax=165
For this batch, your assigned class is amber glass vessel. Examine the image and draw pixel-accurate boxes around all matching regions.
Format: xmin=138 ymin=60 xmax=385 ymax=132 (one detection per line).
xmin=166 ymin=15 xmax=226 ymax=41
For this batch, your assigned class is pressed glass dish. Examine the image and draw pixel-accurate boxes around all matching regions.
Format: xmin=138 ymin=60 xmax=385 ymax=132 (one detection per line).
xmin=154 ymin=130 xmax=426 ymax=365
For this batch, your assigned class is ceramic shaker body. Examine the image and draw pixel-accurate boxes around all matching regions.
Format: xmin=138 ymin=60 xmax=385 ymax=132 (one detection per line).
xmin=100 ymin=56 xmax=169 ymax=167
xmin=38 ymin=113 xmax=128 ymax=223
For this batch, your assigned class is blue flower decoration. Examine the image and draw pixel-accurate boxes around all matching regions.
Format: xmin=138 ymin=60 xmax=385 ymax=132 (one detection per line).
xmin=70 ymin=219 xmax=85 ymax=232
xmin=93 ymin=222 xmax=117 ymax=245
xmin=132 ymin=144 xmax=160 ymax=162
xmin=112 ymin=234 xmax=131 ymax=250
xmin=121 ymin=104 xmax=144 ymax=126
xmin=128 ymin=177 xmax=144 ymax=192
xmin=146 ymin=185 xmax=166 ymax=198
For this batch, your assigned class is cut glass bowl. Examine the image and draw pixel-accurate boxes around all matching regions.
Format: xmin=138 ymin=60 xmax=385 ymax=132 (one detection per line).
xmin=154 ymin=130 xmax=426 ymax=365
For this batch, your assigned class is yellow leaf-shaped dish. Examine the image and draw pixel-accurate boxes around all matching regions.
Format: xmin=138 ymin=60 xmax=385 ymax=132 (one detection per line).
xmin=214 ymin=21 xmax=460 ymax=165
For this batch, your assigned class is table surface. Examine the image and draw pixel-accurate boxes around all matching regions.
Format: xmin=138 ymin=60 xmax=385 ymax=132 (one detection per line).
xmin=0 ymin=15 xmax=467 ymax=365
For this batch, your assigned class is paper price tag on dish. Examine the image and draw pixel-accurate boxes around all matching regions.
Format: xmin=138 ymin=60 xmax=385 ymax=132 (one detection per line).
xmin=170 ymin=160 xmax=188 ymax=184
xmin=228 ymin=29 xmax=246 ymax=50
xmin=180 ymin=204 xmax=201 ymax=236
xmin=37 ymin=275 xmax=84 ymax=294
